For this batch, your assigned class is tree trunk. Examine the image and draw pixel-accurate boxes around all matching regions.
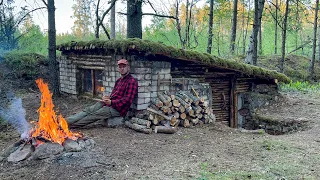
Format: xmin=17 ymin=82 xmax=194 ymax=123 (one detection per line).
xmin=274 ymin=0 xmax=278 ymax=54
xmin=279 ymin=0 xmax=289 ymax=73
xmin=230 ymin=0 xmax=238 ymax=55
xmin=127 ymin=0 xmax=142 ymax=38
xmin=309 ymin=0 xmax=319 ymax=79
xmin=244 ymin=0 xmax=265 ymax=65
xmin=243 ymin=0 xmax=250 ymax=55
xmin=207 ymin=0 xmax=214 ymax=54
xmin=258 ymin=24 xmax=262 ymax=55
xmin=110 ymin=2 xmax=116 ymax=39
xmin=95 ymin=0 xmax=100 ymax=38
xmin=47 ymin=0 xmax=60 ymax=96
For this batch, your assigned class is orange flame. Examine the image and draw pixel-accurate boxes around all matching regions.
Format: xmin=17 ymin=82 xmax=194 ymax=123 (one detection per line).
xmin=30 ymin=79 xmax=82 ymax=145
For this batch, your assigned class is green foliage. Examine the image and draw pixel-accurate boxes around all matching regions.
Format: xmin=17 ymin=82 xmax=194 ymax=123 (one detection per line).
xmin=17 ymin=25 xmax=48 ymax=56
xmin=3 ymin=51 xmax=46 ymax=77
xmin=280 ymin=81 xmax=320 ymax=92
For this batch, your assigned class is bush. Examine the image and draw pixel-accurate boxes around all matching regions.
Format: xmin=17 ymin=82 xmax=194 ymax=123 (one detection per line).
xmin=3 ymin=51 xmax=47 ymax=78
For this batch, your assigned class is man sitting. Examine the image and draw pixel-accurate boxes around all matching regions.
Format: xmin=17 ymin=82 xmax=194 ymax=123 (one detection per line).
xmin=66 ymin=59 xmax=138 ymax=128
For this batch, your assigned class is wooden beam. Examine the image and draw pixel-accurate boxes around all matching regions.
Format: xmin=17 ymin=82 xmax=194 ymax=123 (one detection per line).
xmin=229 ymin=77 xmax=236 ymax=128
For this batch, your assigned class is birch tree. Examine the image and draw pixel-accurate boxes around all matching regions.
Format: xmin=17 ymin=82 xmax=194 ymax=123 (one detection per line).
xmin=230 ymin=0 xmax=238 ymax=54
xmin=244 ymin=0 xmax=265 ymax=65
xmin=309 ymin=0 xmax=319 ymax=79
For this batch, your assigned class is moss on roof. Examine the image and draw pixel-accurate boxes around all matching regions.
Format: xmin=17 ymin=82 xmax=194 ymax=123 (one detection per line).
xmin=57 ymin=38 xmax=290 ymax=83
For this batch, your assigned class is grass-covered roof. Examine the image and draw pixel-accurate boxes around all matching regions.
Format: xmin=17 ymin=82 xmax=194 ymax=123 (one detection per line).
xmin=57 ymin=38 xmax=290 ymax=83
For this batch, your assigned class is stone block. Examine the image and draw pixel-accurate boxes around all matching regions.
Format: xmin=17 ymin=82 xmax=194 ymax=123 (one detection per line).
xmin=138 ymin=92 xmax=151 ymax=98
xmin=136 ymin=104 xmax=149 ymax=110
xmin=138 ymin=80 xmax=151 ymax=86
xmin=134 ymin=67 xmax=151 ymax=74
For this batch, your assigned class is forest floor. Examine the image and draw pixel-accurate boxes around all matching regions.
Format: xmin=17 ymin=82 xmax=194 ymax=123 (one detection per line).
xmin=0 ymin=62 xmax=320 ymax=179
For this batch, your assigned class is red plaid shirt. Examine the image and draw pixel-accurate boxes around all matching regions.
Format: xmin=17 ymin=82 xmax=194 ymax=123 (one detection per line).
xmin=107 ymin=74 xmax=138 ymax=117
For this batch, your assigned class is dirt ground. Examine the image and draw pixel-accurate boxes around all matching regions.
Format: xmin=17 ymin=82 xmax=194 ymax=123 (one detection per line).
xmin=1 ymin=62 xmax=320 ymax=179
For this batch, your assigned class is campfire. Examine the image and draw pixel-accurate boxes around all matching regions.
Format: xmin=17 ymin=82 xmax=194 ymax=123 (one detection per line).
xmin=3 ymin=79 xmax=95 ymax=162
xmin=29 ymin=79 xmax=82 ymax=145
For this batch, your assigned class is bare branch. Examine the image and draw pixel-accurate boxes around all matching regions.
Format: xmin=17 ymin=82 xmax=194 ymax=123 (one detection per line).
xmin=146 ymin=0 xmax=158 ymax=14
xmin=14 ymin=7 xmax=47 ymax=28
xmin=0 ymin=0 xmax=3 ymax=6
xmin=142 ymin=13 xmax=177 ymax=19
xmin=41 ymin=0 xmax=48 ymax=7
xmin=100 ymin=0 xmax=117 ymax=24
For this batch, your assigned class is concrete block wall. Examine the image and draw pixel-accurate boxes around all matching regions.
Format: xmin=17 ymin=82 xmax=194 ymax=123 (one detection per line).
xmin=59 ymin=56 xmax=77 ymax=95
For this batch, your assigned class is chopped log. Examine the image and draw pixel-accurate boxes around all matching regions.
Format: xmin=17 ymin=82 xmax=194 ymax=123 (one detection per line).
xmin=191 ymin=118 xmax=199 ymax=125
xmin=162 ymin=93 xmax=172 ymax=102
xmin=167 ymin=101 xmax=173 ymax=108
xmin=178 ymin=91 xmax=193 ymax=104
xmin=197 ymin=113 xmax=203 ymax=119
xmin=185 ymin=91 xmax=200 ymax=106
xmin=174 ymin=119 xmax=180 ymax=128
xmin=161 ymin=106 xmax=170 ymax=114
xmin=148 ymin=113 xmax=154 ymax=121
xmin=175 ymin=95 xmax=190 ymax=108
xmin=173 ymin=112 xmax=180 ymax=119
xmin=185 ymin=107 xmax=194 ymax=116
xmin=183 ymin=119 xmax=190 ymax=128
xmin=172 ymin=100 xmax=180 ymax=107
xmin=192 ymin=105 xmax=202 ymax=114
xmin=130 ymin=117 xmax=151 ymax=128
xmin=157 ymin=92 xmax=170 ymax=106
xmin=125 ymin=121 xmax=152 ymax=134
xmin=154 ymin=126 xmax=177 ymax=134
xmin=180 ymin=113 xmax=187 ymax=120
xmin=170 ymin=94 xmax=175 ymax=101
xmin=147 ymin=108 xmax=176 ymax=122
xmin=151 ymin=99 xmax=163 ymax=108
xmin=179 ymin=106 xmax=185 ymax=113
xmin=176 ymin=93 xmax=190 ymax=104
xmin=171 ymin=106 xmax=176 ymax=113
xmin=170 ymin=117 xmax=179 ymax=126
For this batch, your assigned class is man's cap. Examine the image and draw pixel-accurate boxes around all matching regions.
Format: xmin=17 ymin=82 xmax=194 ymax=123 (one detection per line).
xmin=117 ymin=59 xmax=128 ymax=65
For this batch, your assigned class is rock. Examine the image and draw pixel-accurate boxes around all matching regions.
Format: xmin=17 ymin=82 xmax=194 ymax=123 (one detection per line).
xmin=84 ymin=139 xmax=95 ymax=149
xmin=32 ymin=143 xmax=64 ymax=160
xmin=7 ymin=144 xmax=34 ymax=162
xmin=63 ymin=139 xmax=82 ymax=152
xmin=77 ymin=139 xmax=86 ymax=149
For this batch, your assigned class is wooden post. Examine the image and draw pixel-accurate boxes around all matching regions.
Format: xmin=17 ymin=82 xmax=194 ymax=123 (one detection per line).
xmin=229 ymin=77 xmax=236 ymax=128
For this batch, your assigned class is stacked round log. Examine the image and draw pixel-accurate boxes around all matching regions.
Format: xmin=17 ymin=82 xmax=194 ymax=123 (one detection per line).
xmin=147 ymin=91 xmax=216 ymax=133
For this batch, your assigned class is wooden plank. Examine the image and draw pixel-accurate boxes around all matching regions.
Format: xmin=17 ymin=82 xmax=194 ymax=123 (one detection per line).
xmin=229 ymin=77 xmax=236 ymax=128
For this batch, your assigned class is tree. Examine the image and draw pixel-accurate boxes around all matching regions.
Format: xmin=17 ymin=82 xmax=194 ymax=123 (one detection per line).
xmin=230 ymin=0 xmax=238 ymax=54
xmin=42 ymin=0 xmax=59 ymax=96
xmin=245 ymin=0 xmax=265 ymax=65
xmin=71 ymin=0 xmax=93 ymax=37
xmin=309 ymin=0 xmax=319 ymax=79
xmin=94 ymin=0 xmax=116 ymax=39
xmin=279 ymin=0 xmax=289 ymax=73
xmin=0 ymin=0 xmax=45 ymax=50
xmin=127 ymin=0 xmax=142 ymax=38
xmin=110 ymin=0 xmax=116 ymax=39
xmin=207 ymin=0 xmax=214 ymax=53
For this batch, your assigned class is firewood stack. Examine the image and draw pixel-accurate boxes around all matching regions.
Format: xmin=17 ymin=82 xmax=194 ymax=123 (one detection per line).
xmin=125 ymin=91 xmax=215 ymax=134
xmin=149 ymin=91 xmax=215 ymax=132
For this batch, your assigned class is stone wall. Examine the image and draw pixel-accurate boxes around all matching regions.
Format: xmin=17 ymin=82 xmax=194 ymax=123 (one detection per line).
xmin=239 ymin=83 xmax=281 ymax=129
xmin=59 ymin=56 xmax=77 ymax=95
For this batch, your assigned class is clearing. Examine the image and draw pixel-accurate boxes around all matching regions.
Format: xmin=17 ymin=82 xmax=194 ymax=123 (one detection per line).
xmin=0 ymin=62 xmax=320 ymax=179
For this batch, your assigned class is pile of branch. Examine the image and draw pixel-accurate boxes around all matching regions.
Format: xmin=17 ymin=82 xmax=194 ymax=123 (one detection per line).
xmin=125 ymin=117 xmax=152 ymax=134
xmin=147 ymin=91 xmax=215 ymax=133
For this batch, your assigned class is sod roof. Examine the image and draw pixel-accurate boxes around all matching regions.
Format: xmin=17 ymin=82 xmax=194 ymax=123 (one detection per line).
xmin=57 ymin=38 xmax=290 ymax=83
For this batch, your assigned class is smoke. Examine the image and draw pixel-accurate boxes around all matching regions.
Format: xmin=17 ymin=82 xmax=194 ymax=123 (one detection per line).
xmin=0 ymin=94 xmax=31 ymax=139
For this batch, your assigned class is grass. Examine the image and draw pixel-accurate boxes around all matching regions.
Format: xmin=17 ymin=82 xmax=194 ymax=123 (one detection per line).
xmin=280 ymin=81 xmax=320 ymax=93
xmin=197 ymin=138 xmax=320 ymax=180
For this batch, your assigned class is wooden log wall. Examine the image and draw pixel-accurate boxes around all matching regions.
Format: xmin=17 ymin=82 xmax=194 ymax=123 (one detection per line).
xmin=210 ymin=79 xmax=230 ymax=124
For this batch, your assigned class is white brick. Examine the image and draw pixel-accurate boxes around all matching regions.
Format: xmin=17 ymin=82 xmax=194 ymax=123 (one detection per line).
xmin=138 ymin=80 xmax=151 ymax=86
xmin=138 ymin=87 xmax=145 ymax=93
xmin=136 ymin=104 xmax=149 ymax=110
xmin=134 ymin=68 xmax=151 ymax=74
xmin=138 ymin=92 xmax=150 ymax=98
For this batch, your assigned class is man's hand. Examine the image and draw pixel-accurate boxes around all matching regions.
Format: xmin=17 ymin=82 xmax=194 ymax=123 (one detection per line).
xmin=102 ymin=96 xmax=111 ymax=105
